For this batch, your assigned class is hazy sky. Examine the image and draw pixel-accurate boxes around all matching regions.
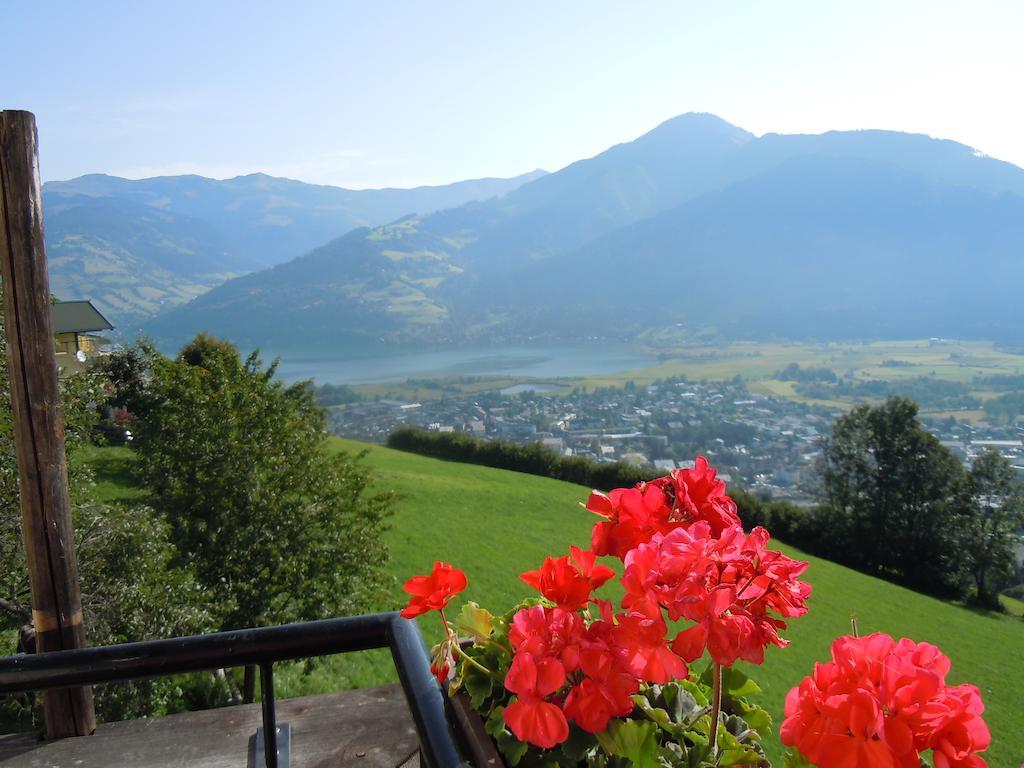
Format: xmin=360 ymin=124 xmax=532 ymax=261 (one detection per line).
xmin=5 ymin=1 xmax=1023 ymax=188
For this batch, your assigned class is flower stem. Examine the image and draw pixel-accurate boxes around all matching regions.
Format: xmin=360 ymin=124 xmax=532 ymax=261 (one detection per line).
xmin=709 ymin=662 xmax=723 ymax=755
xmin=453 ymin=642 xmax=498 ymax=678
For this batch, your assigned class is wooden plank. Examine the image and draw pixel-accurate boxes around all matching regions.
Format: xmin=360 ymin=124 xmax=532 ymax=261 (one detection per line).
xmin=0 ymin=685 xmax=421 ymax=767
xmin=0 ymin=109 xmax=95 ymax=737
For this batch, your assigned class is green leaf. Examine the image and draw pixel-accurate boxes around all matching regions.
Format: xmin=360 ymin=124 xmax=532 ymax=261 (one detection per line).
xmin=634 ymin=682 xmax=709 ymax=740
xmin=678 ymin=679 xmax=711 ymax=709
xmin=697 ymin=665 xmax=761 ymax=699
xmin=720 ymin=667 xmax=762 ymax=698
xmin=456 ymin=601 xmax=495 ymax=641
xmin=730 ymin=698 xmax=772 ymax=735
xmin=559 ymin=725 xmax=599 ymax=763
xmin=596 ymin=720 xmax=660 ymax=768
xmin=464 ymin=665 xmax=494 ymax=710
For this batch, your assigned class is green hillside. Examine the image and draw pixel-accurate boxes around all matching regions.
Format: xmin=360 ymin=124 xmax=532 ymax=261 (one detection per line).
xmin=85 ymin=441 xmax=1023 ymax=765
xmin=44 ymin=169 xmax=546 ymax=329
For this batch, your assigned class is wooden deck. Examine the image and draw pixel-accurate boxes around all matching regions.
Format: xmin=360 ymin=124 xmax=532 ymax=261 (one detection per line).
xmin=0 ymin=685 xmax=421 ymax=767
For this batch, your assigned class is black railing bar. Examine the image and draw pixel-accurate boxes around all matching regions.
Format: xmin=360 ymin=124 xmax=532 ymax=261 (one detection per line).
xmin=386 ymin=618 xmax=465 ymax=768
xmin=0 ymin=612 xmax=399 ymax=694
xmin=0 ymin=613 xmax=465 ymax=768
xmin=260 ymin=662 xmax=278 ymax=768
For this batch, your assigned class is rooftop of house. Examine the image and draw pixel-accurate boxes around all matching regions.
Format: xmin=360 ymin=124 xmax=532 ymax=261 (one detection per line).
xmin=51 ymin=300 xmax=113 ymax=335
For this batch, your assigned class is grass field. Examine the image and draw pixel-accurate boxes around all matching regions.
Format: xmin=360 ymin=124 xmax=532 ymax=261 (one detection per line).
xmin=86 ymin=441 xmax=1023 ymax=765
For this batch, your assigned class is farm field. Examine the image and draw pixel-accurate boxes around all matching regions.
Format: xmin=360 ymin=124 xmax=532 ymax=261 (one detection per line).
xmin=588 ymin=339 xmax=1024 ymax=385
xmin=577 ymin=339 xmax=1024 ymax=412
xmin=344 ymin=339 xmax=1024 ymax=423
xmin=85 ymin=441 xmax=1024 ymax=765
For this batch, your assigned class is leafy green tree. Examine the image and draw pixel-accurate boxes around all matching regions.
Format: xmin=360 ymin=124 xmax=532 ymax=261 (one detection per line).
xmin=961 ymin=449 xmax=1024 ymax=608
xmin=91 ymin=339 xmax=162 ymax=421
xmin=135 ymin=334 xmax=394 ymax=633
xmin=0 ymin=286 xmax=217 ymax=724
xmin=817 ymin=397 xmax=969 ymax=596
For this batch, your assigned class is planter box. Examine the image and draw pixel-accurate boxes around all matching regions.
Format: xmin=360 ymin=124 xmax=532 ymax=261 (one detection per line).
xmin=447 ymin=691 xmax=506 ymax=768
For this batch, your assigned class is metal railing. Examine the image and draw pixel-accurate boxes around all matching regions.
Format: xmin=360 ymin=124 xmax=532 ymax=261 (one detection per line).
xmin=0 ymin=612 xmax=465 ymax=768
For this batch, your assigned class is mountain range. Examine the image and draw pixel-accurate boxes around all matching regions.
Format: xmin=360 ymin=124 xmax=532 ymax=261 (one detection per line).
xmin=43 ymin=168 xmax=546 ymax=327
xmin=136 ymin=113 xmax=1024 ymax=351
xmin=46 ymin=112 xmax=1024 ymax=351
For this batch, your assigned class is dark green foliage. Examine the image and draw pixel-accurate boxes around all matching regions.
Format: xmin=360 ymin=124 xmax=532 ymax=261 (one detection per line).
xmin=0 ymin=286 xmax=216 ymax=726
xmin=1003 ymin=583 xmax=1024 ymax=600
xmin=793 ymin=376 xmax=980 ymax=410
xmin=961 ymin=450 xmax=1024 ymax=608
xmin=970 ymin=373 xmax=1024 ymax=391
xmin=314 ymin=382 xmax=361 ymax=406
xmin=982 ymin=391 xmax=1024 ymax=424
xmin=730 ymin=490 xmax=818 ymax=551
xmin=775 ymin=363 xmax=837 ymax=383
xmin=815 ymin=397 xmax=970 ymax=596
xmin=91 ymin=339 xmax=162 ymax=421
xmin=135 ymin=334 xmax=394 ymax=630
xmin=387 ymin=426 xmax=652 ymax=492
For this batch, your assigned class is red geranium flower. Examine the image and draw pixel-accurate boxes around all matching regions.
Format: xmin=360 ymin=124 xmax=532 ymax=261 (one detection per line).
xmin=508 ymin=604 xmax=586 ymax=674
xmin=562 ymin=618 xmax=639 ymax=734
xmin=611 ymin=610 xmax=688 ymax=684
xmin=623 ymin=521 xmax=810 ymax=667
xmin=587 ymin=483 xmax=673 ymax=559
xmin=651 ymin=455 xmax=742 ymax=535
xmin=520 ymin=545 xmax=615 ymax=610
xmin=400 ymin=561 xmax=468 ymax=619
xmin=587 ymin=456 xmax=743 ymax=562
xmin=781 ymin=633 xmax=990 ymax=768
xmin=503 ymin=652 xmax=570 ymax=749
xmin=922 ymin=685 xmax=990 ymax=768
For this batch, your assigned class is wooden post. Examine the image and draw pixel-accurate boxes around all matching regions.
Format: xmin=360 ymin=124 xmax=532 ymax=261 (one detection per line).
xmin=0 ymin=110 xmax=96 ymax=738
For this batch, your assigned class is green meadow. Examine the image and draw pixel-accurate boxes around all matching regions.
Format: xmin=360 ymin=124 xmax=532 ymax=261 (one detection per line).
xmin=85 ymin=441 xmax=1023 ymax=765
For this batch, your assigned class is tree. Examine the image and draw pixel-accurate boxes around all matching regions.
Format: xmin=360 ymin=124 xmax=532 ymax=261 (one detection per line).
xmin=0 ymin=285 xmax=216 ymax=725
xmin=134 ymin=334 xmax=394 ymax=635
xmin=92 ymin=339 xmax=161 ymax=421
xmin=817 ymin=397 xmax=969 ymax=596
xmin=961 ymin=449 xmax=1024 ymax=608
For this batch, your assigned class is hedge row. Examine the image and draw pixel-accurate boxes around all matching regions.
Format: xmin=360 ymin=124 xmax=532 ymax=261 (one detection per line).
xmin=387 ymin=426 xmax=652 ymax=490
xmin=385 ymin=427 xmax=820 ymax=548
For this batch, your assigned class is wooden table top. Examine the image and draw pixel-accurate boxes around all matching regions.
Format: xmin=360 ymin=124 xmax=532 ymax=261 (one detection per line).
xmin=0 ymin=685 xmax=420 ymax=768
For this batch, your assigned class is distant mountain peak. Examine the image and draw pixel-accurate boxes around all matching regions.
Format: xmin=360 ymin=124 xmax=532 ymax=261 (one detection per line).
xmin=642 ymin=112 xmax=754 ymax=142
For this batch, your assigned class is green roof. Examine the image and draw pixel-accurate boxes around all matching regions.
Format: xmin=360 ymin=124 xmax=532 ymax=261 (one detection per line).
xmin=51 ymin=301 xmax=113 ymax=334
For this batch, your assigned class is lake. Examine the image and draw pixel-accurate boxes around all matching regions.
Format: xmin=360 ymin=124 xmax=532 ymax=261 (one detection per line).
xmin=271 ymin=345 xmax=657 ymax=385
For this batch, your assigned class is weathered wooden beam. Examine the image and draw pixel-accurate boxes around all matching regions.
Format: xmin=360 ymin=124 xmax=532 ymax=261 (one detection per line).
xmin=0 ymin=109 xmax=96 ymax=738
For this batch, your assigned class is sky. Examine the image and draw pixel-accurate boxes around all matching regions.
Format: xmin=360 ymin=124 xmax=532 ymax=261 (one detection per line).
xmin=4 ymin=1 xmax=1024 ymax=188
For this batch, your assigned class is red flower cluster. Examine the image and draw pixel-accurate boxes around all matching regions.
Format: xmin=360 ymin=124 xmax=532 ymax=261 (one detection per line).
xmin=586 ymin=456 xmax=741 ymax=559
xmin=520 ymin=545 xmax=615 ymax=610
xmin=781 ymin=633 xmax=990 ymax=768
xmin=622 ymin=522 xmax=811 ymax=666
xmin=400 ymin=561 xmax=468 ymax=619
xmin=501 ymin=457 xmax=809 ymax=748
xmin=399 ymin=456 xmax=993 ymax=764
xmin=502 ymin=602 xmax=687 ymax=748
